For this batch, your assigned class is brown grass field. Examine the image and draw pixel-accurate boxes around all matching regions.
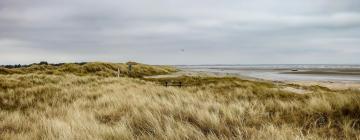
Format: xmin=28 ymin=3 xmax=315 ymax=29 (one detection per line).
xmin=0 ymin=62 xmax=359 ymax=139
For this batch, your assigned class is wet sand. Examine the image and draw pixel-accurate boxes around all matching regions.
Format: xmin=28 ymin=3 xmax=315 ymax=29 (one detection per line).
xmin=174 ymin=66 xmax=360 ymax=90
xmin=182 ymin=66 xmax=360 ymax=81
xmin=208 ymin=67 xmax=360 ymax=76
xmin=281 ymin=69 xmax=360 ymax=76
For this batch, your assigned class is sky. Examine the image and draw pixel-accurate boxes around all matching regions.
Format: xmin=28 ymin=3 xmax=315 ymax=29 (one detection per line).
xmin=0 ymin=0 xmax=359 ymax=65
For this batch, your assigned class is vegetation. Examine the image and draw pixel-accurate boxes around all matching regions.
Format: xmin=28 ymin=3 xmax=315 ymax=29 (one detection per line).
xmin=0 ymin=63 xmax=359 ymax=139
xmin=0 ymin=62 xmax=177 ymax=77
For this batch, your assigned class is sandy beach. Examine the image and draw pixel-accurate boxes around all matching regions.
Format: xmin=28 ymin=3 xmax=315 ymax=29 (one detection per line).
xmin=148 ymin=66 xmax=360 ymax=90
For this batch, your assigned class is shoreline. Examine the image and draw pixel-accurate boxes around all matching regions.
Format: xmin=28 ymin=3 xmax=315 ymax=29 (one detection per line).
xmin=206 ymin=67 xmax=360 ymax=76
xmin=147 ymin=69 xmax=360 ymax=90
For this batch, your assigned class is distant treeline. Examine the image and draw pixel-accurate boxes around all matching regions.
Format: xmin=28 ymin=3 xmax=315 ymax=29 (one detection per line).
xmin=0 ymin=61 xmax=88 ymax=69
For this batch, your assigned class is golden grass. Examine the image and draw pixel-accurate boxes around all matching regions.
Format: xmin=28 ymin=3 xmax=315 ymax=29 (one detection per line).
xmin=0 ymin=62 xmax=177 ymax=77
xmin=0 ymin=70 xmax=359 ymax=139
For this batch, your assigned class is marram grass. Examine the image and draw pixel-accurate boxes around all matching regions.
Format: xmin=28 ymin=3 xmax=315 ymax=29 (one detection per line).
xmin=0 ymin=64 xmax=359 ymax=139
xmin=0 ymin=62 xmax=177 ymax=77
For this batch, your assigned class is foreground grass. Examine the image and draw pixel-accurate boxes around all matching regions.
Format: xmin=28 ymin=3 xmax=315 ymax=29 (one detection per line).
xmin=0 ymin=73 xmax=360 ymax=139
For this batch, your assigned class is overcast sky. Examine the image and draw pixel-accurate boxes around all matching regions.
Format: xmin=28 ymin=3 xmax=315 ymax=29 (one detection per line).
xmin=0 ymin=0 xmax=359 ymax=65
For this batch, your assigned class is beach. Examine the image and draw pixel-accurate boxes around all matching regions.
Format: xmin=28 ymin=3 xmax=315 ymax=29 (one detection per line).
xmin=173 ymin=65 xmax=360 ymax=90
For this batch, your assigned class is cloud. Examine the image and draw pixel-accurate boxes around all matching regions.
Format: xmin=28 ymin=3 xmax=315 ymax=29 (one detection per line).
xmin=0 ymin=0 xmax=359 ymax=64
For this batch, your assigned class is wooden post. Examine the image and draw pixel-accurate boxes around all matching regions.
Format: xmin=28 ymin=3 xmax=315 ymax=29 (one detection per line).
xmin=117 ymin=68 xmax=120 ymax=78
xmin=165 ymin=81 xmax=168 ymax=87
xmin=128 ymin=64 xmax=132 ymax=77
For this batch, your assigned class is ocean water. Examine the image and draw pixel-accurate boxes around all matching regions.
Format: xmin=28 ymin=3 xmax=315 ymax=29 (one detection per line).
xmin=178 ymin=64 xmax=360 ymax=69
xmin=177 ymin=64 xmax=360 ymax=82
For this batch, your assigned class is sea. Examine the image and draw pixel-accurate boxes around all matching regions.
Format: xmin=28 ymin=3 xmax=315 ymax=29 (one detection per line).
xmin=176 ymin=64 xmax=360 ymax=82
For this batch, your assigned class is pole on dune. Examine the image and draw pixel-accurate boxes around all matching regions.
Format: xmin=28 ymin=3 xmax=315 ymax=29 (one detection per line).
xmin=128 ymin=64 xmax=132 ymax=77
xmin=117 ymin=67 xmax=120 ymax=78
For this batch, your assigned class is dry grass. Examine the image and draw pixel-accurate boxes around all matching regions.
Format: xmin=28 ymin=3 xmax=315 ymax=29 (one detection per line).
xmin=0 ymin=68 xmax=360 ymax=139
xmin=0 ymin=62 xmax=177 ymax=77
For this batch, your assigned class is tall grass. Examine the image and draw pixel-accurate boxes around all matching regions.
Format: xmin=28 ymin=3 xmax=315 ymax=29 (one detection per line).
xmin=0 ymin=62 xmax=177 ymax=77
xmin=0 ymin=66 xmax=359 ymax=139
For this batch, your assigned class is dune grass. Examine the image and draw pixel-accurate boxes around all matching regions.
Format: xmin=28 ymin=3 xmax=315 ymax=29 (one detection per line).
xmin=0 ymin=62 xmax=177 ymax=77
xmin=0 ymin=65 xmax=359 ymax=139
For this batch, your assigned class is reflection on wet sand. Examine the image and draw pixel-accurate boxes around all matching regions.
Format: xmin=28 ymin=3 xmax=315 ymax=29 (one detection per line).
xmin=177 ymin=65 xmax=360 ymax=90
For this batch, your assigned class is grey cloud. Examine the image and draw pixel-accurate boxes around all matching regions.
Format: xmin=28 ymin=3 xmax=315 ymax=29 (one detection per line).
xmin=0 ymin=0 xmax=359 ymax=64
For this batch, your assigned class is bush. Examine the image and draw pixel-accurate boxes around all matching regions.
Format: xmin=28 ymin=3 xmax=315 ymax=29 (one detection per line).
xmin=39 ymin=61 xmax=48 ymax=65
